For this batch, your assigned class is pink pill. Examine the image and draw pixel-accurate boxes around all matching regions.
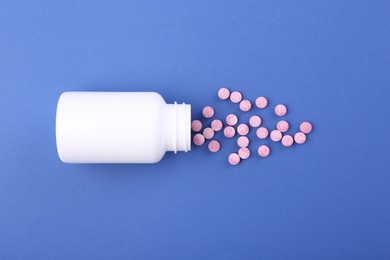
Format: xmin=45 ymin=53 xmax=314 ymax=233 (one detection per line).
xmin=237 ymin=136 xmax=250 ymax=148
xmin=255 ymin=96 xmax=268 ymax=109
xmin=258 ymin=145 xmax=270 ymax=157
xmin=249 ymin=115 xmax=262 ymax=127
xmin=238 ymin=147 xmax=250 ymax=159
xmin=276 ymin=120 xmax=289 ymax=133
xmin=228 ymin=153 xmax=240 ymax=165
xmin=191 ymin=120 xmax=202 ymax=132
xmin=211 ymin=119 xmax=223 ymax=132
xmin=223 ymin=126 xmax=236 ymax=138
xmin=256 ymin=127 xmax=269 ymax=139
xmin=208 ymin=140 xmax=221 ymax=152
xmin=275 ymin=104 xmax=287 ymax=116
xmin=270 ymin=130 xmax=282 ymax=142
xmin=193 ymin=134 xmax=205 ymax=146
xmin=294 ymin=132 xmax=307 ymax=144
xmin=218 ymin=87 xmax=230 ymax=100
xmin=230 ymin=91 xmax=242 ymax=103
xmin=300 ymin=122 xmax=313 ymax=134
xmin=202 ymin=106 xmax=215 ymax=118
xmin=203 ymin=127 xmax=215 ymax=139
xmin=226 ymin=114 xmax=238 ymax=126
xmin=239 ymin=99 xmax=252 ymax=112
xmin=281 ymin=134 xmax=294 ymax=147
xmin=237 ymin=123 xmax=249 ymax=135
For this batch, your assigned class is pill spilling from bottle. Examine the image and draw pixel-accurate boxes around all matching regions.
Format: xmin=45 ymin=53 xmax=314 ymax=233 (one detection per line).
xmin=191 ymin=88 xmax=314 ymax=166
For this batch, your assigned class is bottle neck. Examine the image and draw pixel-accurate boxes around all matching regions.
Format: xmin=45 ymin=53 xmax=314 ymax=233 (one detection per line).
xmin=164 ymin=102 xmax=191 ymax=153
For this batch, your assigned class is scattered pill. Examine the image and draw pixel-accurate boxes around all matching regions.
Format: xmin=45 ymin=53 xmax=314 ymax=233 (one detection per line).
xmin=238 ymin=147 xmax=250 ymax=159
xmin=226 ymin=114 xmax=238 ymax=126
xmin=270 ymin=130 xmax=282 ymax=142
xmin=258 ymin=145 xmax=270 ymax=157
xmin=281 ymin=135 xmax=294 ymax=147
xmin=239 ymin=99 xmax=252 ymax=112
xmin=203 ymin=127 xmax=215 ymax=139
xmin=237 ymin=136 xmax=249 ymax=148
xmin=275 ymin=104 xmax=287 ymax=116
xmin=211 ymin=119 xmax=223 ymax=132
xmin=256 ymin=127 xmax=269 ymax=139
xmin=193 ymin=89 xmax=314 ymax=165
xmin=255 ymin=96 xmax=268 ymax=109
xmin=300 ymin=122 xmax=313 ymax=134
xmin=208 ymin=140 xmax=221 ymax=152
xmin=193 ymin=134 xmax=205 ymax=146
xmin=228 ymin=153 xmax=241 ymax=165
xmin=294 ymin=132 xmax=307 ymax=144
xmin=230 ymin=91 xmax=242 ymax=103
xmin=202 ymin=106 xmax=215 ymax=118
xmin=218 ymin=87 xmax=230 ymax=100
xmin=249 ymin=115 xmax=262 ymax=127
xmin=276 ymin=120 xmax=289 ymax=133
xmin=191 ymin=120 xmax=202 ymax=132
xmin=223 ymin=126 xmax=236 ymax=138
xmin=237 ymin=123 xmax=249 ymax=135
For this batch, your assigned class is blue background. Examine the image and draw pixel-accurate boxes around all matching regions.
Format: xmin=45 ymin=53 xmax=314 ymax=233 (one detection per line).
xmin=1 ymin=0 xmax=390 ymax=259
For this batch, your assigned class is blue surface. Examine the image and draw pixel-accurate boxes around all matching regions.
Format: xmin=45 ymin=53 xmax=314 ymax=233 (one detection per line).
xmin=1 ymin=0 xmax=390 ymax=259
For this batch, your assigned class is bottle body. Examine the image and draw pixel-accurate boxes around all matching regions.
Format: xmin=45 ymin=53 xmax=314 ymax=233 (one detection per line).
xmin=56 ymin=92 xmax=191 ymax=163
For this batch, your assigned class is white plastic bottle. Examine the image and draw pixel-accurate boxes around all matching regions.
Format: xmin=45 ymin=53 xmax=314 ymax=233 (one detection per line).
xmin=56 ymin=92 xmax=191 ymax=163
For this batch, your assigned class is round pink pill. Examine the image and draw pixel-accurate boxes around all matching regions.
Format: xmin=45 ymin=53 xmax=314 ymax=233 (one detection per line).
xmin=218 ymin=87 xmax=230 ymax=100
xmin=223 ymin=126 xmax=236 ymax=138
xmin=281 ymin=135 xmax=294 ymax=147
xmin=193 ymin=134 xmax=205 ymax=146
xmin=255 ymin=96 xmax=268 ymax=109
xmin=237 ymin=123 xmax=249 ymax=136
xmin=238 ymin=147 xmax=250 ymax=159
xmin=228 ymin=153 xmax=240 ymax=165
xmin=230 ymin=91 xmax=242 ymax=103
xmin=203 ymin=127 xmax=215 ymax=139
xmin=256 ymin=127 xmax=269 ymax=139
xmin=226 ymin=114 xmax=238 ymax=126
xmin=202 ymin=106 xmax=215 ymax=118
xmin=249 ymin=115 xmax=262 ymax=127
xmin=294 ymin=132 xmax=307 ymax=144
xmin=208 ymin=140 xmax=221 ymax=152
xmin=275 ymin=104 xmax=287 ymax=116
xmin=191 ymin=120 xmax=202 ymax=132
xmin=300 ymin=122 xmax=313 ymax=134
xmin=270 ymin=130 xmax=282 ymax=142
xmin=276 ymin=120 xmax=289 ymax=133
xmin=258 ymin=145 xmax=270 ymax=157
xmin=237 ymin=136 xmax=249 ymax=148
xmin=239 ymin=100 xmax=252 ymax=112
xmin=211 ymin=119 xmax=223 ymax=132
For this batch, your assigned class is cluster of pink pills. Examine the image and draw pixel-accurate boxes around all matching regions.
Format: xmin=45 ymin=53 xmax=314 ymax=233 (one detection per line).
xmin=191 ymin=88 xmax=313 ymax=166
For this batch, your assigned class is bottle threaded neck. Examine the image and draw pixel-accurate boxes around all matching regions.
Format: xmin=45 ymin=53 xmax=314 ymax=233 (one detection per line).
xmin=165 ymin=102 xmax=191 ymax=153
